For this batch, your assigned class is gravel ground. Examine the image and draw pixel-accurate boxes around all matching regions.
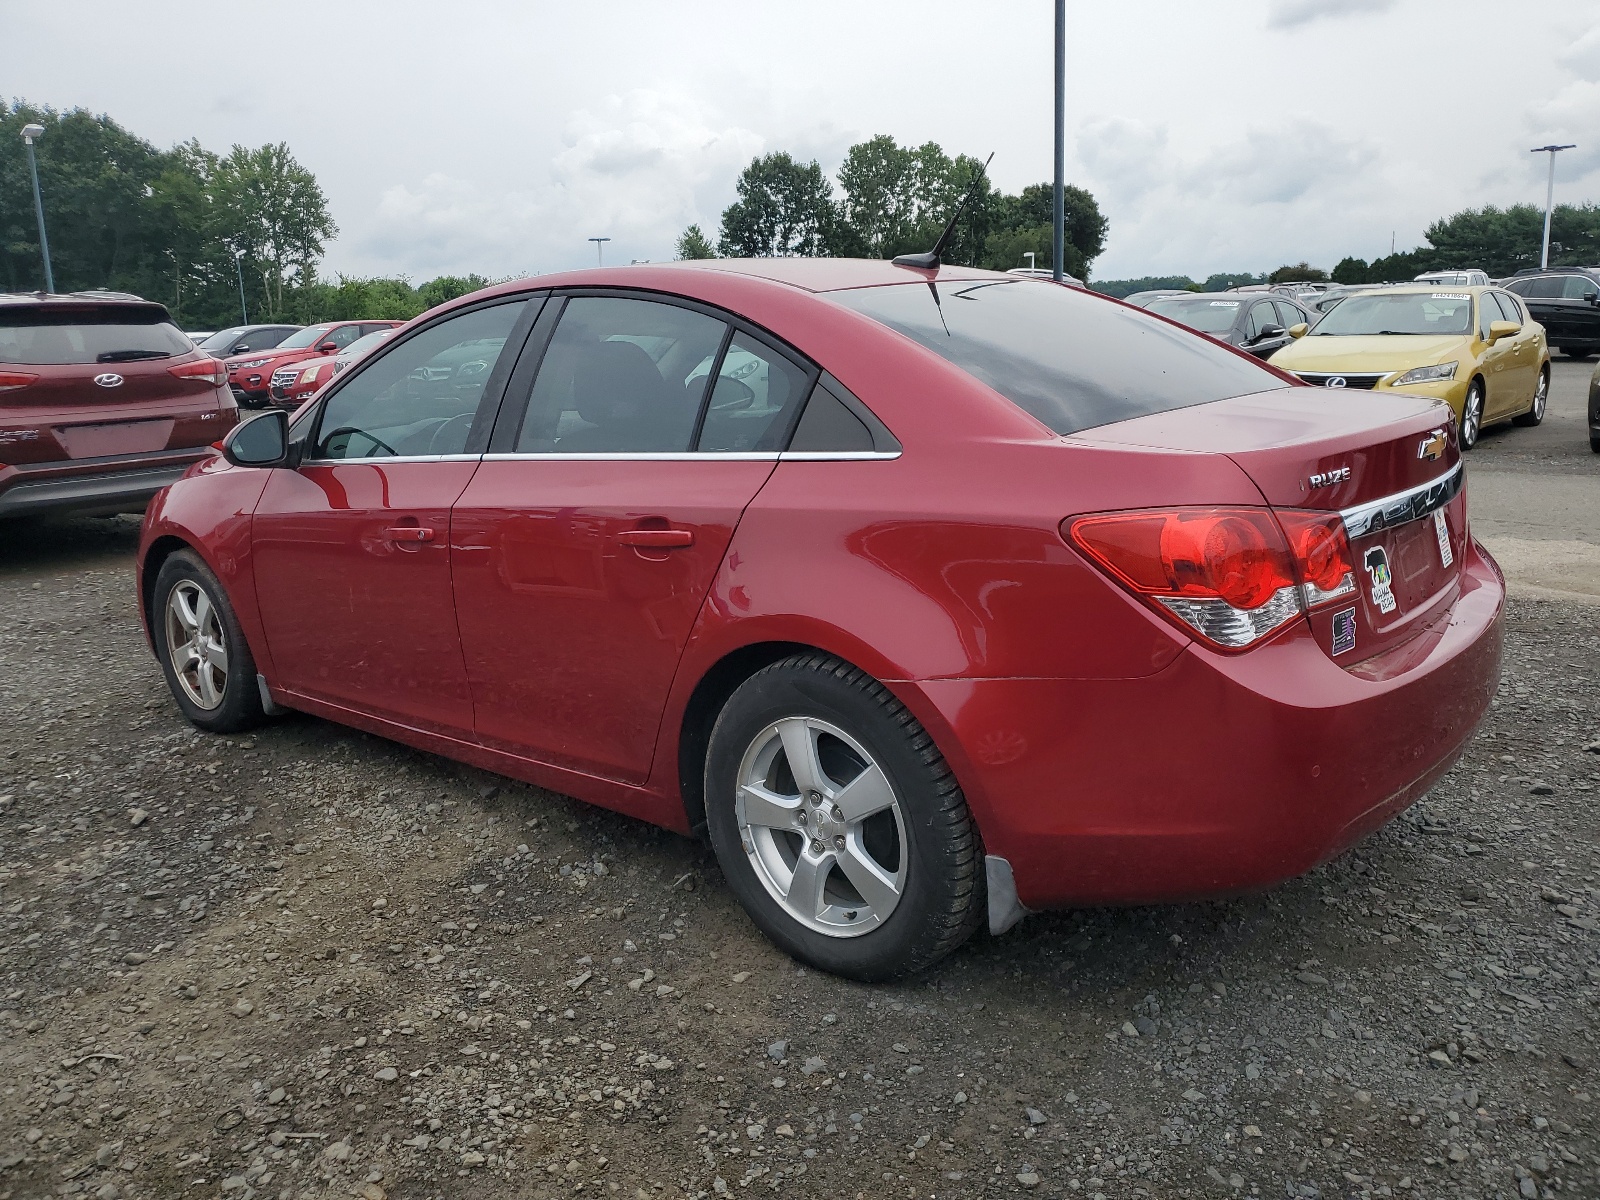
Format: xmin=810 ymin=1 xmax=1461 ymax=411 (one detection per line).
xmin=0 ymin=516 xmax=1596 ymax=1200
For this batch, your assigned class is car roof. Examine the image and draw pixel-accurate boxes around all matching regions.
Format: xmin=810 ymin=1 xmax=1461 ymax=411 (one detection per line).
xmin=1340 ymin=284 xmax=1493 ymax=295
xmin=0 ymin=289 xmax=154 ymax=307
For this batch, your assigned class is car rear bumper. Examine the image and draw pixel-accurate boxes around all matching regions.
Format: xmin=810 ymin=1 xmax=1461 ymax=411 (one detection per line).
xmin=0 ymin=448 xmax=212 ymax=518
xmin=907 ymin=539 xmax=1506 ymax=911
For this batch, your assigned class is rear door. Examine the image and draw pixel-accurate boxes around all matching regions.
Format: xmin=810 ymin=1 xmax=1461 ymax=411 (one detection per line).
xmin=251 ymin=297 xmax=533 ymax=735
xmin=450 ymin=292 xmax=813 ymax=783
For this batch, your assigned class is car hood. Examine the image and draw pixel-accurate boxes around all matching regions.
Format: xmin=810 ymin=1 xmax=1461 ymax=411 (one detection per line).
xmin=1269 ymin=333 xmax=1467 ymax=372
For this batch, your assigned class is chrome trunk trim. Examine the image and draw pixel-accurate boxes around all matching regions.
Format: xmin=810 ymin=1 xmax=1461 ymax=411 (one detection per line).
xmin=1339 ymin=461 xmax=1463 ymax=539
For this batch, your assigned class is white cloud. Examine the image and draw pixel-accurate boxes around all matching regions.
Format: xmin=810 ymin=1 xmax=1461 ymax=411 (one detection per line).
xmin=355 ymin=90 xmax=764 ymax=278
xmin=1266 ymin=0 xmax=1397 ymax=29
xmin=1558 ymin=24 xmax=1600 ymax=80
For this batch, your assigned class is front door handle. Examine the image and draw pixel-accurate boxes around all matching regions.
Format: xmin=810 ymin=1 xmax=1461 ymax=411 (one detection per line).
xmin=386 ymin=526 xmax=435 ymax=544
xmin=616 ymin=528 xmax=694 ymax=548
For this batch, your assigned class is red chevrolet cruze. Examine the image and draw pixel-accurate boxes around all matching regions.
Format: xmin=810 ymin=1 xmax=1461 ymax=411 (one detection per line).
xmin=137 ymin=260 xmax=1503 ymax=979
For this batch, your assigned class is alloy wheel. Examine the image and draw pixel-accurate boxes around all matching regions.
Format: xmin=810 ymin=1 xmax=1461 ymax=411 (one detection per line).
xmin=1462 ymin=383 xmax=1483 ymax=448
xmin=164 ymin=580 xmax=229 ymax=710
xmin=734 ymin=716 xmax=908 ymax=937
xmin=1532 ymin=371 xmax=1548 ymax=420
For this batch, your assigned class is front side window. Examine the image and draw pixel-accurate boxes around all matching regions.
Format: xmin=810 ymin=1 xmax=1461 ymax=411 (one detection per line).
xmin=1310 ymin=291 xmax=1472 ymax=336
xmin=695 ymin=333 xmax=813 ymax=451
xmin=278 ymin=325 xmax=332 ymax=352
xmin=1274 ymin=300 xmax=1304 ymax=329
xmin=1245 ymin=302 xmax=1278 ymax=340
xmin=1522 ymin=277 xmax=1563 ymax=299
xmin=1561 ymin=275 xmax=1597 ymax=300
xmin=323 ymin=324 xmax=365 ymax=350
xmin=1492 ymin=292 xmax=1524 ymax=323
xmin=513 ymin=297 xmax=727 ymax=453
xmin=312 ymin=301 xmax=525 ymax=460
xmin=833 ymin=281 xmax=1284 ymax=435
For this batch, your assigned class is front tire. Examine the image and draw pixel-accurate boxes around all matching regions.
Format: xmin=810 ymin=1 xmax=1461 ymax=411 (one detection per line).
xmin=153 ymin=550 xmax=265 ymax=733
xmin=704 ymin=653 xmax=983 ymax=981
xmin=1513 ymin=367 xmax=1549 ymax=427
xmin=1459 ymin=379 xmax=1486 ymax=450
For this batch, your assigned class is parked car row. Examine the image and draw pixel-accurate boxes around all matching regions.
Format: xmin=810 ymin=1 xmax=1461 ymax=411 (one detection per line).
xmin=222 ymin=320 xmax=402 ymax=407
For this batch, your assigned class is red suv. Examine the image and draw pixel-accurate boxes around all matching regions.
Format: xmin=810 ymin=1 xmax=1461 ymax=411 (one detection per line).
xmin=1 ymin=291 xmax=236 ymax=519
xmin=224 ymin=320 xmax=401 ymax=406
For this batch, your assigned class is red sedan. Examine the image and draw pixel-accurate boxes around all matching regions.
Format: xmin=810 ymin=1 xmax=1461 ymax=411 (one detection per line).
xmin=136 ymin=260 xmax=1503 ymax=980
xmin=223 ymin=320 xmax=400 ymax=407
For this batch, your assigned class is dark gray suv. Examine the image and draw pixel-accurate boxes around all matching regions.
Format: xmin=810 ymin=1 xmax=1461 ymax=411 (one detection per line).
xmin=1503 ymin=269 xmax=1600 ymax=359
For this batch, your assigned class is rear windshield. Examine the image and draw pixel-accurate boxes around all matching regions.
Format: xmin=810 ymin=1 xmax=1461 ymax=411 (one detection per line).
xmin=827 ymin=279 xmax=1285 ymax=435
xmin=0 ymin=306 xmax=194 ymax=365
xmin=1146 ymin=296 xmax=1240 ymax=334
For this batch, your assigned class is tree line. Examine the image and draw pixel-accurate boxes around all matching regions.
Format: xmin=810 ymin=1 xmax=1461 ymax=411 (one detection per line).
xmin=1093 ymin=203 xmax=1600 ymax=297
xmin=677 ymin=135 xmax=1109 ymax=279
xmin=0 ymin=102 xmax=486 ymax=329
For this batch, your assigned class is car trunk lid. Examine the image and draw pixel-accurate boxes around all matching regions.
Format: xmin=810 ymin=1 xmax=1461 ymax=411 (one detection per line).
xmin=1071 ymin=387 xmax=1466 ymax=664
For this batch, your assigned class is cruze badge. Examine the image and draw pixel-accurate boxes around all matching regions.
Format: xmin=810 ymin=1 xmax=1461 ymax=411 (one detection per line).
xmin=1307 ymin=466 xmax=1351 ymax=489
xmin=93 ymin=373 xmax=124 ymax=388
xmin=1363 ymin=545 xmax=1397 ymax=614
xmin=1417 ymin=428 xmax=1448 ymax=460
xmin=1323 ymin=376 xmax=1347 ymax=389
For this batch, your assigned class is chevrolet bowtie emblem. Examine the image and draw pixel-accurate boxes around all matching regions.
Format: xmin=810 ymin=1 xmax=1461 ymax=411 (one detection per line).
xmin=1417 ymin=429 xmax=1448 ymax=461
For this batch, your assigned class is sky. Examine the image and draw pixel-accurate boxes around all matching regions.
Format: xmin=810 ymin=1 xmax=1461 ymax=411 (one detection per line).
xmin=10 ymin=0 xmax=1600 ymax=282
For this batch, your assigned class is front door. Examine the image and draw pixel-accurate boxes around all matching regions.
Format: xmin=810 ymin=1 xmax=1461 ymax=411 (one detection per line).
xmin=451 ymin=293 xmax=814 ymax=783
xmin=253 ymin=298 xmax=532 ymax=734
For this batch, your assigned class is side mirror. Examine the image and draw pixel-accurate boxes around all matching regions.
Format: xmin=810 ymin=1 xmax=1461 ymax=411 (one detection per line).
xmin=1288 ymin=323 xmax=1309 ymax=339
xmin=221 ymin=409 xmax=290 ymax=468
xmin=1585 ymin=290 xmax=1598 ymax=304
xmin=317 ymin=341 xmax=339 ymax=353
xmin=1487 ymin=320 xmax=1519 ymax=344
xmin=1256 ymin=324 xmax=1286 ymax=341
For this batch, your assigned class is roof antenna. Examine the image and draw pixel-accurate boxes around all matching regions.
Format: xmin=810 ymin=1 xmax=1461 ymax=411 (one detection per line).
xmin=891 ymin=152 xmax=994 ymax=272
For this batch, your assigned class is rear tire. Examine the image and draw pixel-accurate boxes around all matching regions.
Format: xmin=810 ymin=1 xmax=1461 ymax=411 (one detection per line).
xmin=153 ymin=549 xmax=265 ymax=734
xmin=1560 ymin=345 xmax=1597 ymax=361
xmin=1459 ymin=379 xmax=1486 ymax=450
xmin=1513 ymin=367 xmax=1549 ymax=427
xmin=1591 ymin=434 xmax=1600 ymax=454
xmin=704 ymin=652 xmax=984 ymax=981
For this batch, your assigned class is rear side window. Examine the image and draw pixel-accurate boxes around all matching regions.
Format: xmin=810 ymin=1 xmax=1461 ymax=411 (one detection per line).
xmin=0 ymin=305 xmax=193 ymax=365
xmin=830 ymin=281 xmax=1285 ymax=435
xmin=695 ymin=332 xmax=812 ymax=452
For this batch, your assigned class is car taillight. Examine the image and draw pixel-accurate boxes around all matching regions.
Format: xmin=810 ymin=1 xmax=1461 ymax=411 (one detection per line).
xmin=0 ymin=371 xmax=38 ymax=392
xmin=1276 ymin=509 xmax=1356 ymax=606
xmin=1066 ymin=506 xmax=1353 ymax=651
xmin=169 ymin=359 xmax=228 ymax=386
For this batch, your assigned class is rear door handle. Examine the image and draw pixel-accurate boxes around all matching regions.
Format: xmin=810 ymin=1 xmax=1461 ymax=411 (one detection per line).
xmin=616 ymin=528 xmax=694 ymax=548
xmin=386 ymin=526 xmax=435 ymax=543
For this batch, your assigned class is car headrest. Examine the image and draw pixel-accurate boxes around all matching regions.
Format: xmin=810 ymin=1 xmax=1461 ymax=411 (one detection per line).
xmin=571 ymin=340 xmax=673 ymax=428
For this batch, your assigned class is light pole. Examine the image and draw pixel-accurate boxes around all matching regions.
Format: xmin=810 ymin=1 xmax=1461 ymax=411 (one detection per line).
xmin=20 ymin=123 xmax=55 ymax=293
xmin=588 ymin=236 xmax=611 ymax=267
xmin=1051 ymin=0 xmax=1065 ymax=283
xmin=1531 ymin=144 xmax=1576 ymax=269
xmin=231 ymin=249 xmax=248 ymax=324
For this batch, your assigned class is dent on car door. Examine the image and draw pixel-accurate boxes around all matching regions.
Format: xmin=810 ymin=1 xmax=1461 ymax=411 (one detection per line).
xmin=250 ymin=298 xmax=534 ymax=734
xmin=450 ymin=293 xmax=815 ymax=785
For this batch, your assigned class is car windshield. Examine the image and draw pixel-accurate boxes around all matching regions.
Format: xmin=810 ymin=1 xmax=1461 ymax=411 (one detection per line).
xmin=1309 ymin=292 xmax=1473 ymax=336
xmin=277 ymin=325 xmax=332 ymax=350
xmin=1145 ymin=296 xmax=1241 ymax=334
xmin=828 ymin=279 xmax=1285 ymax=435
xmin=197 ymin=326 xmax=246 ymax=351
xmin=340 ymin=330 xmax=394 ymax=358
xmin=0 ymin=305 xmax=195 ymax=365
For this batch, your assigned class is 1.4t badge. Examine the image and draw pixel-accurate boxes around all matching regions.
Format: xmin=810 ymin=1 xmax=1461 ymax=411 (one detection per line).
xmin=1362 ymin=546 xmax=1397 ymax=614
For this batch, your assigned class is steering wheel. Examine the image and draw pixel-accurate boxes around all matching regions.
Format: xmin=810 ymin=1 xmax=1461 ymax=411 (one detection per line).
xmin=322 ymin=426 xmax=399 ymax=458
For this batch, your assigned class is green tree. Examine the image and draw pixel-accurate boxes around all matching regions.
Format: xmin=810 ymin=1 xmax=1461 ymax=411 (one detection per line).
xmin=836 ymin=135 xmax=980 ymax=260
xmin=718 ymin=153 xmax=837 ymax=257
xmin=212 ymin=142 xmax=337 ymax=320
xmin=1201 ymin=272 xmax=1264 ymax=292
xmin=977 ymin=183 xmax=1107 ymax=278
xmin=417 ymin=274 xmax=490 ymax=311
xmin=1330 ymin=257 xmax=1369 ymax=284
xmin=674 ymin=224 xmax=716 ymax=259
xmin=1268 ymin=262 xmax=1328 ymax=283
xmin=1090 ymin=275 xmax=1198 ymax=298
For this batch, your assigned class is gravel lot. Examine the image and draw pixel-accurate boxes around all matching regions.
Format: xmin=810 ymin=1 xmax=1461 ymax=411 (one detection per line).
xmin=1 ymin=372 xmax=1597 ymax=1200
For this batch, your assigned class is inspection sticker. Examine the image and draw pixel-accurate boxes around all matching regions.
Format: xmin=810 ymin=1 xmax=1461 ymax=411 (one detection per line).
xmin=1331 ymin=607 xmax=1358 ymax=656
xmin=1430 ymin=292 xmax=1471 ymax=301
xmin=1433 ymin=508 xmax=1453 ymax=568
xmin=1208 ymin=301 xmax=1239 ymax=306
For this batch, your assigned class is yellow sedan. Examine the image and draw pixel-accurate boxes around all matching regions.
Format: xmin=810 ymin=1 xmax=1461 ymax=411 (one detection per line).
xmin=1269 ymin=285 xmax=1550 ymax=449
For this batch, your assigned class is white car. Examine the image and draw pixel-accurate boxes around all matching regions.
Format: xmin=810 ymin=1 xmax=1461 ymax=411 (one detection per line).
xmin=1005 ymin=267 xmax=1085 ymax=287
xmin=1415 ymin=270 xmax=1489 ymax=286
